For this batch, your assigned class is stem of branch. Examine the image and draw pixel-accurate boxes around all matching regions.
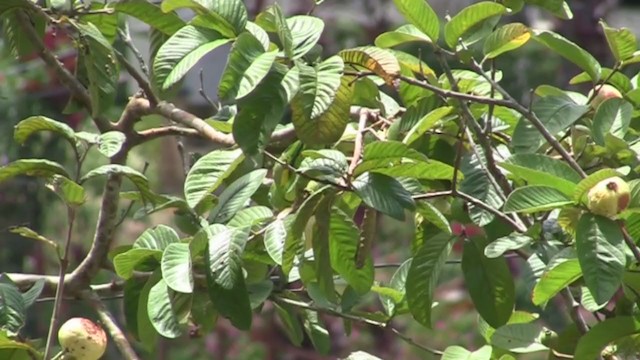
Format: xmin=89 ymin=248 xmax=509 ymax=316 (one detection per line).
xmin=620 ymin=221 xmax=640 ymax=264
xmin=348 ymin=112 xmax=369 ymax=178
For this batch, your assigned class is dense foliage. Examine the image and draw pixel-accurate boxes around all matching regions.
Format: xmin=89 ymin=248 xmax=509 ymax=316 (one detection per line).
xmin=2 ymin=0 xmax=640 ymax=359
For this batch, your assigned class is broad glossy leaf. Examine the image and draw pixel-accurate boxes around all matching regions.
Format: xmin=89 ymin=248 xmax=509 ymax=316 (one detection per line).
xmin=485 ymin=234 xmax=532 ymax=258
xmin=303 ymin=311 xmax=331 ymax=355
xmin=147 ymin=279 xmax=191 ymax=338
xmin=218 ymin=32 xmax=278 ymax=102
xmin=576 ymin=213 xmax=625 ymax=304
xmin=76 ymin=22 xmax=119 ymax=118
xmin=569 ymin=68 xmax=632 ymax=94
xmin=524 ymin=0 xmax=572 ymax=19
xmin=209 ymin=169 xmax=268 ymax=224
xmin=0 ymin=282 xmax=25 ymax=334
xmin=264 ymin=217 xmax=291 ymax=266
xmin=0 ymin=159 xmax=70 ymax=183
xmin=499 ymin=154 xmax=581 ymax=196
xmin=601 ymin=20 xmax=637 ymax=61
xmin=81 ymin=164 xmax=155 ymax=203
xmin=444 ymin=2 xmax=507 ymax=48
xmin=227 ymin=206 xmax=273 ymax=228
xmin=403 ymin=106 xmax=454 ymax=145
xmin=352 ymin=172 xmax=415 ymax=221
xmin=97 ymin=131 xmax=126 ymax=158
xmin=134 ymin=225 xmax=180 ymax=250
xmin=311 ymin=195 xmax=336 ymax=302
xmin=1 ymin=8 xmax=45 ymax=59
xmin=459 ymin=148 xmax=503 ymax=226
xmin=504 ymin=186 xmax=573 ymax=213
xmin=490 ymin=323 xmax=549 ymax=353
xmin=184 ymin=148 xmax=244 ymax=211
xmin=114 ymin=0 xmax=185 ymax=35
xmin=375 ymin=24 xmax=432 ymax=48
xmin=14 ymin=116 xmax=76 ymax=146
xmin=574 ymin=317 xmax=640 ymax=359
xmin=442 ymin=345 xmax=492 ymax=360
xmin=20 ymin=279 xmax=44 ymax=309
xmin=406 ymin=233 xmax=452 ymax=327
xmin=533 ymin=30 xmax=601 ymax=82
xmin=592 ymin=98 xmax=633 ymax=146
xmin=483 ymin=23 xmax=531 ymax=59
xmin=380 ymin=259 xmax=411 ymax=316
xmin=161 ymin=243 xmax=193 ymax=293
xmin=271 ymin=4 xmax=292 ymax=58
xmin=153 ymin=25 xmax=231 ymax=90
xmin=285 ymin=15 xmax=324 ymax=59
xmin=392 ymin=0 xmax=439 ymax=42
xmin=416 ymin=202 xmax=451 ymax=234
xmin=531 ymin=258 xmax=581 ymax=305
xmin=340 ymin=46 xmax=400 ymax=87
xmin=329 ymin=208 xmax=374 ymax=294
xmin=462 ymin=237 xmax=515 ymax=328
xmin=162 ymin=0 xmax=247 ymax=38
xmin=114 ymin=248 xmax=163 ymax=279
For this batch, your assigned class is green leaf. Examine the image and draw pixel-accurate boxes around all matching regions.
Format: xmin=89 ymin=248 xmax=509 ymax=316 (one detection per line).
xmin=370 ymin=162 xmax=455 ymax=181
xmin=245 ymin=21 xmax=269 ymax=50
xmin=524 ymin=0 xmax=572 ymax=19
xmin=499 ymin=154 xmax=581 ymax=197
xmin=20 ymin=279 xmax=44 ymax=309
xmin=592 ymin=98 xmax=633 ymax=146
xmin=46 ymin=175 xmax=86 ymax=206
xmin=162 ymin=0 xmax=247 ymax=38
xmin=274 ymin=302 xmax=304 ymax=346
xmin=153 ymin=25 xmax=231 ymax=90
xmin=312 ymin=194 xmax=337 ymax=302
xmin=264 ymin=217 xmax=290 ymax=266
xmin=113 ymin=0 xmax=185 ymax=35
xmin=292 ymin=71 xmax=353 ymax=145
xmin=570 ymin=68 xmax=632 ymax=94
xmin=97 ymin=131 xmax=126 ymax=158
xmin=340 ymin=46 xmax=401 ymax=87
xmin=0 ymin=159 xmax=70 ymax=183
xmin=14 ymin=116 xmax=76 ymax=146
xmin=573 ymin=168 xmax=621 ymax=202
xmin=574 ymin=316 xmax=640 ymax=359
xmin=490 ymin=323 xmax=549 ymax=353
xmin=416 ymin=202 xmax=451 ymax=235
xmin=576 ymin=213 xmax=626 ymax=304
xmin=134 ymin=225 xmax=180 ymax=250
xmin=209 ymin=169 xmax=268 ymax=224
xmin=81 ymin=2 xmax=118 ymax=43
xmin=444 ymin=2 xmax=507 ymax=48
xmin=329 ymin=208 xmax=374 ymax=294
xmin=136 ymin=271 xmax=161 ymax=350
xmin=483 ymin=23 xmax=531 ymax=59
xmin=380 ymin=259 xmax=412 ymax=316
xmin=161 ymin=243 xmax=193 ymax=293
xmin=303 ymin=311 xmax=331 ymax=355
xmin=147 ymin=279 xmax=191 ymax=338
xmin=218 ymin=32 xmax=278 ymax=102
xmin=462 ymin=237 xmax=515 ymax=328
xmin=271 ymin=3 xmax=293 ymax=58
xmin=0 ymin=329 xmax=41 ymax=359
xmin=285 ymin=15 xmax=325 ymax=60
xmin=114 ymin=248 xmax=163 ymax=279
xmin=442 ymin=345 xmax=493 ymax=360
xmin=0 ymin=281 xmax=26 ymax=334
xmin=344 ymin=351 xmax=383 ymax=360
xmin=1 ymin=8 xmax=45 ymax=59
xmin=81 ymin=164 xmax=155 ymax=204
xmin=485 ymin=234 xmax=532 ymax=258
xmin=504 ymin=186 xmax=574 ymax=213
xmin=403 ymin=106 xmax=454 ymax=145
xmin=406 ymin=233 xmax=452 ymax=327
xmin=392 ymin=0 xmax=440 ymax=42
xmin=512 ymin=95 xmax=589 ymax=153
xmin=352 ymin=172 xmax=415 ymax=221
xmin=248 ymin=281 xmax=273 ymax=309
xmin=601 ymin=20 xmax=637 ymax=62
xmin=531 ymin=258 xmax=581 ymax=305
xmin=204 ymin=226 xmax=252 ymax=330
xmin=532 ymin=30 xmax=601 ymax=82
xmin=184 ymin=148 xmax=244 ymax=211
xmin=76 ymin=22 xmax=119 ymax=118
xmin=8 ymin=226 xmax=57 ymax=250
xmin=459 ymin=149 xmax=503 ymax=226
xmin=375 ymin=24 xmax=432 ymax=48
xmin=227 ymin=206 xmax=273 ymax=228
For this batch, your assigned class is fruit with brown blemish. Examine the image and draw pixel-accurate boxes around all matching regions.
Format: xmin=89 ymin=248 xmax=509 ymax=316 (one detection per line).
xmin=57 ymin=317 xmax=107 ymax=360
xmin=586 ymin=177 xmax=630 ymax=218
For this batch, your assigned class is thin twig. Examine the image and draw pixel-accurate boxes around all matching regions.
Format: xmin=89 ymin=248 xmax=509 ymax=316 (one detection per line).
xmin=84 ymin=291 xmax=141 ymax=360
xmin=118 ymin=24 xmax=149 ymax=77
xmin=620 ymin=221 xmax=640 ymax=264
xmin=114 ymin=50 xmax=158 ymax=107
xmin=348 ymin=112 xmax=369 ymax=178
xmin=198 ymin=68 xmax=217 ymax=110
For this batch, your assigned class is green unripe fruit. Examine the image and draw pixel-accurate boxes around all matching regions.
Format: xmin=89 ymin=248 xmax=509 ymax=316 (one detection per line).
xmin=58 ymin=318 xmax=107 ymax=360
xmin=586 ymin=176 xmax=630 ymax=218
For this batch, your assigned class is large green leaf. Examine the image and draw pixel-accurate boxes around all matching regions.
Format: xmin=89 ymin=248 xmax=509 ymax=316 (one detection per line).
xmin=512 ymin=95 xmax=589 ymax=153
xmin=484 ymin=234 xmax=533 ymax=258
xmin=96 ymin=131 xmax=126 ymax=158
xmin=312 ymin=194 xmax=337 ymax=302
xmin=303 ymin=310 xmax=331 ymax=355
xmin=162 ymin=0 xmax=247 ymax=38
xmin=153 ymin=25 xmax=231 ymax=90
xmin=114 ymin=248 xmax=163 ymax=279
xmin=218 ymin=32 xmax=278 ymax=102
xmin=532 ymin=30 xmax=601 ymax=82
xmin=264 ymin=217 xmax=291 ymax=266
xmin=274 ymin=302 xmax=304 ymax=346
xmin=114 ymin=0 xmax=185 ymax=35
xmin=329 ymin=208 xmax=374 ymax=295
xmin=406 ymin=233 xmax=453 ymax=327
xmin=285 ymin=15 xmax=324 ymax=60
xmin=209 ymin=169 xmax=267 ymax=224
xmin=462 ymin=237 xmax=515 ymax=328
xmin=375 ymin=24 xmax=432 ymax=48
xmin=483 ymin=23 xmax=531 ymax=59
xmin=524 ymin=0 xmax=572 ymax=19
xmin=340 ymin=46 xmax=400 ymax=87
xmin=499 ymin=154 xmax=581 ymax=197
xmin=444 ymin=2 xmax=507 ymax=48
xmin=601 ymin=20 xmax=637 ymax=62
xmin=81 ymin=164 xmax=155 ymax=204
xmin=136 ymin=271 xmax=161 ymax=350
xmin=161 ymin=243 xmax=193 ymax=293
xmin=233 ymin=65 xmax=298 ymax=155
xmin=75 ymin=22 xmax=119 ymax=118
xmin=459 ymin=149 xmax=503 ymax=226
xmin=576 ymin=213 xmax=626 ymax=304
xmin=531 ymin=258 xmax=581 ymax=306
xmin=227 ymin=206 xmax=273 ymax=228
xmin=134 ymin=225 xmax=180 ymax=250
xmin=591 ymin=98 xmax=633 ymax=146
xmin=0 ymin=159 xmax=70 ymax=183
xmin=183 ymin=148 xmax=244 ymax=211
xmin=1 ymin=8 xmax=45 ymax=59
xmin=441 ymin=345 xmax=493 ymax=360
xmin=147 ymin=279 xmax=191 ymax=338
xmin=504 ymin=186 xmax=574 ymax=213
xmin=352 ymin=172 xmax=415 ymax=221
xmin=392 ymin=0 xmax=439 ymax=42
xmin=292 ymin=68 xmax=353 ymax=145
xmin=490 ymin=323 xmax=549 ymax=353
xmin=0 ymin=281 xmax=26 ymax=335
xmin=402 ymin=106 xmax=454 ymax=145
xmin=574 ymin=317 xmax=640 ymax=359
xmin=14 ymin=116 xmax=76 ymax=147
xmin=204 ymin=226 xmax=252 ymax=330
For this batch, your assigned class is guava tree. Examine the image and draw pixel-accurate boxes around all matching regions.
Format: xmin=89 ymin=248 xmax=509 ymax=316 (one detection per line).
xmin=2 ymin=0 xmax=640 ymax=359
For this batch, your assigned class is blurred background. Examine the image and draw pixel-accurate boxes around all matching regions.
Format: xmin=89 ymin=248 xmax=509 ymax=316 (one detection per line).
xmin=1 ymin=0 xmax=639 ymax=359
